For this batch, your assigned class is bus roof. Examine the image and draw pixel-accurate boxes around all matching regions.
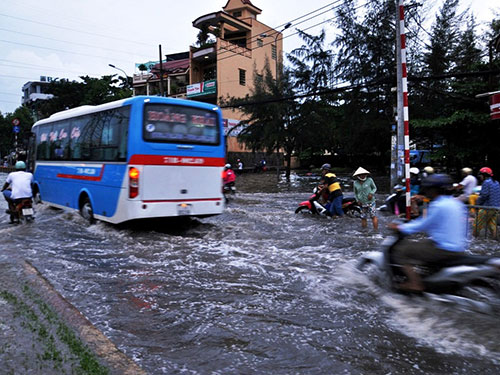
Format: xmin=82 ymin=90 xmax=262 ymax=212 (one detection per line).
xmin=32 ymin=96 xmax=221 ymax=129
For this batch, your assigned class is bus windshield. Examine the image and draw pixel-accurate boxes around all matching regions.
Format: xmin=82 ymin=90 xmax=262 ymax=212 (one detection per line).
xmin=143 ymin=104 xmax=220 ymax=145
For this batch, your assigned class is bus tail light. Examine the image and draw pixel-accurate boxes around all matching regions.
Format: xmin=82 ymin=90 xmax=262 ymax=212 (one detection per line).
xmin=129 ymin=167 xmax=139 ymax=198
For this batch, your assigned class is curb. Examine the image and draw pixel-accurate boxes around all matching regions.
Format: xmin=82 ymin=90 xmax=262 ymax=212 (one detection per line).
xmin=23 ymin=260 xmax=146 ymax=375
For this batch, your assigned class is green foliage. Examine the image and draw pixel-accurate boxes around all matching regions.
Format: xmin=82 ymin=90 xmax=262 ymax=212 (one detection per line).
xmin=36 ymin=75 xmax=132 ymax=119
xmin=0 ymin=106 xmax=34 ymax=159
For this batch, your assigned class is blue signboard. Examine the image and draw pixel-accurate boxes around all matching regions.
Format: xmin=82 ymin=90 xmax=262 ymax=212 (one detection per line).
xmin=13 ymin=126 xmax=20 ymax=133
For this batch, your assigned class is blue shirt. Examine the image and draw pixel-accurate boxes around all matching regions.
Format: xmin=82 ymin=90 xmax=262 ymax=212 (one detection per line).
xmin=399 ymin=195 xmax=467 ymax=252
xmin=477 ymin=178 xmax=500 ymax=207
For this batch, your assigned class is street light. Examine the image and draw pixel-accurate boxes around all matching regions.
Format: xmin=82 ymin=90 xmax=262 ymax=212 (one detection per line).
xmin=260 ymin=23 xmax=292 ymax=81
xmin=274 ymin=23 xmax=291 ymax=81
xmin=108 ymin=63 xmax=130 ymax=88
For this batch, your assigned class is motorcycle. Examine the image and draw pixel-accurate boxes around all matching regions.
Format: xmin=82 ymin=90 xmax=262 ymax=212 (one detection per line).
xmin=378 ymin=184 xmax=406 ymax=215
xmin=223 ymin=182 xmax=236 ymax=203
xmin=378 ymin=184 xmax=424 ymax=219
xmin=295 ymin=187 xmax=362 ymax=218
xmin=357 ymin=232 xmax=500 ymax=314
xmin=7 ymin=197 xmax=35 ymax=224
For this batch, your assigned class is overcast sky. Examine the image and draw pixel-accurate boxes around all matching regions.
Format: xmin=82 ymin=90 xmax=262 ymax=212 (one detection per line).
xmin=1 ymin=0 xmax=498 ymax=115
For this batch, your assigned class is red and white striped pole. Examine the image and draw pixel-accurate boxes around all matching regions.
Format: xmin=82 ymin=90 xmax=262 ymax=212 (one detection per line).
xmin=398 ymin=0 xmax=411 ymax=219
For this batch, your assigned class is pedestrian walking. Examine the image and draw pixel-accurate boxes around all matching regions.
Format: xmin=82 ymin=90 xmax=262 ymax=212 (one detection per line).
xmin=353 ymin=167 xmax=378 ymax=230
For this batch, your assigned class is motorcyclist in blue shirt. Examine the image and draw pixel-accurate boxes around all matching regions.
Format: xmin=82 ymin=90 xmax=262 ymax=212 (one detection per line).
xmin=388 ymin=174 xmax=468 ymax=292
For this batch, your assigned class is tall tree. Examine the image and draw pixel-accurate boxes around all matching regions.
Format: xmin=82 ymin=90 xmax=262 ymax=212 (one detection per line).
xmin=222 ymin=60 xmax=301 ymax=179
xmin=329 ymin=0 xmax=396 ymax=170
xmin=0 ymin=106 xmax=34 ymax=161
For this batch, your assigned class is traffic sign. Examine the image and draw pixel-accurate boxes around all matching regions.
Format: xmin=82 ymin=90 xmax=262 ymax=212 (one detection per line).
xmin=12 ymin=118 xmax=20 ymax=126
xmin=13 ymin=126 xmax=20 ymax=133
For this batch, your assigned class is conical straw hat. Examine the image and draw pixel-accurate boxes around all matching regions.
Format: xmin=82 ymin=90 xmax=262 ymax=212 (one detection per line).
xmin=353 ymin=167 xmax=370 ymax=177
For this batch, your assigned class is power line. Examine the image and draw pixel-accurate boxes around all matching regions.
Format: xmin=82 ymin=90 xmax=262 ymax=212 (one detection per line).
xmin=220 ymin=70 xmax=500 ymax=109
xmin=0 ymin=61 xmax=103 ymax=76
xmin=216 ymin=0 xmax=346 ymax=59
xmin=0 ymin=12 xmax=155 ymax=48
xmin=0 ymin=27 xmax=151 ymax=57
xmin=0 ymin=99 xmax=21 ymax=105
xmin=217 ymin=0 xmax=376 ymax=63
xmin=0 ymin=39 xmax=139 ymax=65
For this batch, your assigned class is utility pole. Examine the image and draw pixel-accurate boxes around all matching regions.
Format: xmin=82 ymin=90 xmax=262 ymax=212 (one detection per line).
xmin=396 ymin=0 xmax=411 ymax=219
xmin=159 ymin=44 xmax=164 ymax=96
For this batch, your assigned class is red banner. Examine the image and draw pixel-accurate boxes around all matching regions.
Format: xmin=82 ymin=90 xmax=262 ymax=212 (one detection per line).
xmin=491 ymin=93 xmax=500 ymax=120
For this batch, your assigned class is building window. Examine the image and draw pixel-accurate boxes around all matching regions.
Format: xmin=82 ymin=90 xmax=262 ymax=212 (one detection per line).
xmin=233 ymin=11 xmax=242 ymax=17
xmin=239 ymin=69 xmax=246 ymax=86
xmin=257 ymin=39 xmax=263 ymax=47
xmin=271 ymin=44 xmax=277 ymax=60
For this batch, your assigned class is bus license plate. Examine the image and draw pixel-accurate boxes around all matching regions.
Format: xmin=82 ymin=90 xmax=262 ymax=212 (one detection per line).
xmin=177 ymin=203 xmax=191 ymax=216
xmin=22 ymin=208 xmax=34 ymax=216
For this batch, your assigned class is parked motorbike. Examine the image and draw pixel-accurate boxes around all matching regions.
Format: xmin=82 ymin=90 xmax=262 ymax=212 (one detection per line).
xmin=378 ymin=184 xmax=406 ymax=215
xmin=7 ymin=197 xmax=34 ymax=224
xmin=295 ymin=187 xmax=362 ymax=217
xmin=357 ymin=232 xmax=500 ymax=314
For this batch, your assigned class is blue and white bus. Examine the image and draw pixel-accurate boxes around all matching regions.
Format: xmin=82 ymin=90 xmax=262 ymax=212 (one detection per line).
xmin=30 ymin=96 xmax=226 ymax=224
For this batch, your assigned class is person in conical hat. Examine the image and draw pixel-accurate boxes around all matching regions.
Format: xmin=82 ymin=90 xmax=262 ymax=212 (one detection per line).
xmin=353 ymin=167 xmax=378 ymax=230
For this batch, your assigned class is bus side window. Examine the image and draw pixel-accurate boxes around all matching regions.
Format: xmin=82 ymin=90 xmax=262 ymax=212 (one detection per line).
xmin=51 ymin=121 xmax=70 ymax=160
xmin=36 ymin=126 xmax=50 ymax=160
xmin=70 ymin=117 xmax=86 ymax=160
xmin=117 ymin=108 xmax=129 ymax=160
xmin=114 ymin=107 xmax=129 ymax=161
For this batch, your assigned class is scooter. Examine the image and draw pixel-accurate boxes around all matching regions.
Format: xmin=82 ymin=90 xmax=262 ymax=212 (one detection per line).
xmin=7 ymin=197 xmax=34 ymax=224
xmin=295 ymin=187 xmax=361 ymax=217
xmin=378 ymin=184 xmax=406 ymax=215
xmin=357 ymin=232 xmax=500 ymax=314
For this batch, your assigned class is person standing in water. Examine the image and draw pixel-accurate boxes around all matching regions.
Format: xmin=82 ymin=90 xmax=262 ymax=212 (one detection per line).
xmin=353 ymin=167 xmax=378 ymax=230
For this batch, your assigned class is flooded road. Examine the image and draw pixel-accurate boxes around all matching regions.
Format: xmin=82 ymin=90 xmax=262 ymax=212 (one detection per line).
xmin=1 ymin=172 xmax=500 ymax=374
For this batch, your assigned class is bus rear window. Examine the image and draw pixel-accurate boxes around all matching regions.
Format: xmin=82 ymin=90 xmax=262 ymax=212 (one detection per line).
xmin=143 ymin=104 xmax=219 ymax=145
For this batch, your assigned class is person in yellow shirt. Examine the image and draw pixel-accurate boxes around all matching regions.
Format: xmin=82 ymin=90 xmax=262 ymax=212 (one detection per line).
xmin=320 ymin=164 xmax=343 ymax=218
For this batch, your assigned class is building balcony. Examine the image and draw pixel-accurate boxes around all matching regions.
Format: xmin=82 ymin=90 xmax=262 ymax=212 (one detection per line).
xmin=133 ymin=72 xmax=152 ymax=84
xmin=219 ymin=39 xmax=251 ymax=58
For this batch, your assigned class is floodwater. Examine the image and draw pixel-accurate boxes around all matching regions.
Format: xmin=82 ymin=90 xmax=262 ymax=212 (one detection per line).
xmin=1 ymin=172 xmax=500 ymax=374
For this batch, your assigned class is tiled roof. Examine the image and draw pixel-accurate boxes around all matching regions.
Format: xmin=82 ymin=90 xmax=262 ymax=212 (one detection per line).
xmin=151 ymin=58 xmax=190 ymax=74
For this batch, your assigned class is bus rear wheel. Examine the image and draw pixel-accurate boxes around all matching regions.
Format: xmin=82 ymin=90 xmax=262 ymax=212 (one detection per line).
xmin=80 ymin=197 xmax=95 ymax=224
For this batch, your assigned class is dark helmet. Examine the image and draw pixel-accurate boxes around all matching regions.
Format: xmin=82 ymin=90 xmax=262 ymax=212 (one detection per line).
xmin=421 ymin=174 xmax=453 ymax=190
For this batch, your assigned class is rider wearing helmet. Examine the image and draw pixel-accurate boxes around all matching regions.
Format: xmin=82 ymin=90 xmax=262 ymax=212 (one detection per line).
xmin=389 ymin=174 xmax=468 ymax=292
xmin=422 ymin=166 xmax=435 ymax=177
xmin=409 ymin=167 xmax=421 ymax=195
xmin=320 ymin=163 xmax=343 ymax=218
xmin=2 ymin=161 xmax=34 ymax=209
xmin=222 ymin=163 xmax=236 ymax=189
xmin=473 ymin=167 xmax=500 ymax=237
xmin=456 ymin=167 xmax=477 ymax=203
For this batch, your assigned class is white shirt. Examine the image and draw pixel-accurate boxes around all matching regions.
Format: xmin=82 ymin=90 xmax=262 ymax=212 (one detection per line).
xmin=6 ymin=171 xmax=33 ymax=199
xmin=459 ymin=174 xmax=477 ymax=197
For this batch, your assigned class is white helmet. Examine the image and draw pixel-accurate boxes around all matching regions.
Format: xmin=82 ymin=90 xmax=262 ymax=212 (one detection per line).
xmin=423 ymin=166 xmax=434 ymax=175
xmin=461 ymin=167 xmax=472 ymax=175
xmin=409 ymin=167 xmax=420 ymax=175
xmin=225 ymin=163 xmax=231 ymax=169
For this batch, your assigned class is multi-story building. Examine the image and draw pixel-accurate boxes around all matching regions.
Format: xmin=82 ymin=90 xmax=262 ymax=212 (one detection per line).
xmin=22 ymin=76 xmax=55 ymax=107
xmin=133 ymin=0 xmax=284 ymax=160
